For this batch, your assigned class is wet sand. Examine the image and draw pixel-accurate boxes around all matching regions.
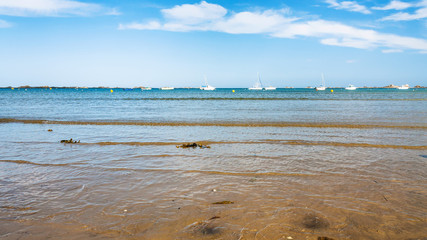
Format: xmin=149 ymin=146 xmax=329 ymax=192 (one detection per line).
xmin=1 ymin=132 xmax=426 ymax=240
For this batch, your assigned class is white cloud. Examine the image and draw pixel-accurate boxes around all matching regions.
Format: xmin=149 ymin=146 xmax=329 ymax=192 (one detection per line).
xmin=120 ymin=1 xmax=427 ymax=53
xmin=0 ymin=0 xmax=114 ymax=17
xmin=213 ymin=10 xmax=298 ymax=34
xmin=375 ymin=0 xmax=427 ymax=21
xmin=382 ymin=49 xmax=404 ymax=53
xmin=0 ymin=19 xmax=11 ymax=28
xmin=162 ymin=1 xmax=226 ymax=24
xmin=381 ymin=5 xmax=427 ymax=20
xmin=274 ymin=19 xmax=427 ymax=51
xmin=372 ymin=0 xmax=413 ymax=10
xmin=325 ymin=0 xmax=371 ymax=14
xmin=119 ymin=21 xmax=162 ymax=30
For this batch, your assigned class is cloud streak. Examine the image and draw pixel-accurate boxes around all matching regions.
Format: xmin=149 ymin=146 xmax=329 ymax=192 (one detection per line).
xmin=372 ymin=0 xmax=413 ymax=10
xmin=0 ymin=0 xmax=117 ymax=17
xmin=0 ymin=19 xmax=11 ymax=28
xmin=325 ymin=0 xmax=371 ymax=14
xmin=119 ymin=1 xmax=427 ymax=53
xmin=374 ymin=0 xmax=427 ymax=21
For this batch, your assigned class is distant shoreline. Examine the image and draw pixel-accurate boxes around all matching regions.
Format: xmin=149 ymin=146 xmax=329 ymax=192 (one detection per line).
xmin=1 ymin=85 xmax=426 ymax=89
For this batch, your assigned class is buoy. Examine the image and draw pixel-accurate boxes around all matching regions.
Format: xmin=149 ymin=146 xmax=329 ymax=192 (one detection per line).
xmin=49 ymin=88 xmax=52 ymax=90
xmin=232 ymin=90 xmax=235 ymax=93
xmin=110 ymin=89 xmax=113 ymax=93
xmin=11 ymin=88 xmax=14 ymax=90
xmin=330 ymin=89 xmax=333 ymax=92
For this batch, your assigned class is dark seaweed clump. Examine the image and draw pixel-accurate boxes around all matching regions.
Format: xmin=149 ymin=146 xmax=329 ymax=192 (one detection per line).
xmin=177 ymin=143 xmax=210 ymax=149
xmin=60 ymin=138 xmax=80 ymax=144
xmin=212 ymin=201 xmax=234 ymax=205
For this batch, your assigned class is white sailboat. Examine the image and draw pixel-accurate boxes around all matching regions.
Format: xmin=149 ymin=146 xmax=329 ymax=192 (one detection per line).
xmin=249 ymin=73 xmax=263 ymax=90
xmin=397 ymin=84 xmax=409 ymax=90
xmin=160 ymin=87 xmax=174 ymax=90
xmin=345 ymin=84 xmax=357 ymax=90
xmin=200 ymin=76 xmax=215 ymax=91
xmin=315 ymin=73 xmax=326 ymax=91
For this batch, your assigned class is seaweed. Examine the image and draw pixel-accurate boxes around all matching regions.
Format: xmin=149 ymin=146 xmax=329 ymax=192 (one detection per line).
xmin=176 ymin=142 xmax=210 ymax=149
xmin=212 ymin=201 xmax=234 ymax=205
xmin=60 ymin=138 xmax=80 ymax=144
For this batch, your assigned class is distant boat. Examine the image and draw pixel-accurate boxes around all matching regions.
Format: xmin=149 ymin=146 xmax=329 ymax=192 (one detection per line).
xmin=200 ymin=76 xmax=215 ymax=91
xmin=397 ymin=84 xmax=409 ymax=90
xmin=249 ymin=73 xmax=263 ymax=90
xmin=264 ymin=86 xmax=277 ymax=90
xmin=315 ymin=73 xmax=326 ymax=91
xmin=160 ymin=87 xmax=174 ymax=90
xmin=345 ymin=84 xmax=357 ymax=90
xmin=141 ymin=87 xmax=152 ymax=90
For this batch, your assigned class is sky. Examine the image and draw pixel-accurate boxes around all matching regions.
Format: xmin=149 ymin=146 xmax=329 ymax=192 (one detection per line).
xmin=0 ymin=0 xmax=427 ymax=88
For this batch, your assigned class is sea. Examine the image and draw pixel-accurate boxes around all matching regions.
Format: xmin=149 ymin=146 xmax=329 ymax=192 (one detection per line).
xmin=0 ymin=87 xmax=426 ymax=240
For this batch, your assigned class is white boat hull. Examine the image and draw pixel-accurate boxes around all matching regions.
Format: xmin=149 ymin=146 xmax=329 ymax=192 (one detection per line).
xmin=345 ymin=85 xmax=357 ymax=90
xmin=397 ymin=86 xmax=409 ymax=90
xmin=264 ymin=87 xmax=276 ymax=90
xmin=200 ymin=86 xmax=215 ymax=90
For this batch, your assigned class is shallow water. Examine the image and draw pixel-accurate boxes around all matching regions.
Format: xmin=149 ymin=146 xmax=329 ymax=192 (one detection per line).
xmin=0 ymin=88 xmax=426 ymax=239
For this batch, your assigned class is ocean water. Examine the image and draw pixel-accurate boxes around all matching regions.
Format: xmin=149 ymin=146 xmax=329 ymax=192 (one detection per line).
xmin=0 ymin=88 xmax=426 ymax=240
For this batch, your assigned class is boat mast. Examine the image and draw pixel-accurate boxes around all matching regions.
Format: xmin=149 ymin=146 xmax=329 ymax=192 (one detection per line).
xmin=321 ymin=73 xmax=325 ymax=87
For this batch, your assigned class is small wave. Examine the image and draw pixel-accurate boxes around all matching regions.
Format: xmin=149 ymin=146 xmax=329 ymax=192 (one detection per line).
xmin=1 ymin=118 xmax=425 ymax=129
xmin=103 ymin=167 xmax=325 ymax=178
xmin=82 ymin=140 xmax=426 ymax=150
xmin=0 ymin=159 xmax=338 ymax=177
xmin=264 ymin=140 xmax=427 ymax=150
xmin=0 ymin=160 xmax=71 ymax=167
xmin=0 ymin=206 xmax=33 ymax=211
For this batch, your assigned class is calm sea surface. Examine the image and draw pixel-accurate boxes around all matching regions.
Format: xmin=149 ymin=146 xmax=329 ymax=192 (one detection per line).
xmin=0 ymin=88 xmax=426 ymax=239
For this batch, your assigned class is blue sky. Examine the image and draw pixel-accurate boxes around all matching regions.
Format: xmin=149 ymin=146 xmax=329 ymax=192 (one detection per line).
xmin=0 ymin=0 xmax=426 ymax=87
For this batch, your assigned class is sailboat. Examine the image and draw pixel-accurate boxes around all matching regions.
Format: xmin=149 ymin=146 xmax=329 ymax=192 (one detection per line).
xmin=200 ymin=76 xmax=215 ymax=91
xmin=315 ymin=73 xmax=326 ymax=91
xmin=249 ymin=73 xmax=263 ymax=90
xmin=397 ymin=84 xmax=409 ymax=90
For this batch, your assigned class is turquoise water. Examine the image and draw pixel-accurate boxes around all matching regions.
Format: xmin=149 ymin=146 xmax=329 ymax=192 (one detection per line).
xmin=0 ymin=88 xmax=426 ymax=239
xmin=1 ymin=88 xmax=426 ymax=124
